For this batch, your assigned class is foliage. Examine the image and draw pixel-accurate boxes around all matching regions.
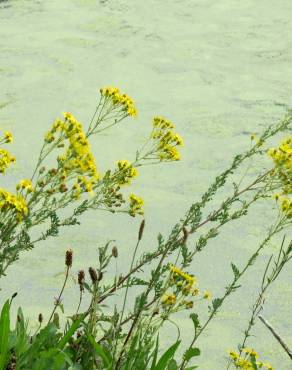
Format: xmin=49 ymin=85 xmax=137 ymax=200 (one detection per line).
xmin=1 ymin=90 xmax=292 ymax=369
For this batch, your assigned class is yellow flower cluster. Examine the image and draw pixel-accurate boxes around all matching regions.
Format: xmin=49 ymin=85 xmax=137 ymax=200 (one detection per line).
xmin=170 ymin=264 xmax=197 ymax=295
xmin=116 ymin=160 xmax=138 ymax=185
xmin=268 ymin=137 xmax=292 ymax=216
xmin=3 ymin=131 xmax=13 ymax=143
xmin=0 ymin=148 xmax=16 ymax=174
xmin=100 ymin=87 xmax=138 ymax=117
xmin=129 ymin=193 xmax=144 ymax=217
xmin=151 ymin=116 xmax=183 ymax=161
xmin=0 ymin=131 xmax=13 ymax=145
xmin=16 ymin=179 xmax=34 ymax=193
xmin=229 ymin=349 xmax=274 ymax=370
xmin=161 ymin=294 xmax=176 ymax=305
xmin=0 ymin=188 xmax=28 ymax=222
xmin=46 ymin=113 xmax=100 ymax=196
xmin=161 ymin=265 xmax=201 ymax=310
xmin=268 ymin=137 xmax=292 ymax=192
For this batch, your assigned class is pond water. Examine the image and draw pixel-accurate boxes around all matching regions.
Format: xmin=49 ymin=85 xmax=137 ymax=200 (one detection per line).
xmin=1 ymin=0 xmax=292 ymax=368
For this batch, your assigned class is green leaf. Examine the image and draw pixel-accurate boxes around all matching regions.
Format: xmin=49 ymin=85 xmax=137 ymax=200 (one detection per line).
xmin=57 ymin=313 xmax=85 ymax=350
xmin=150 ymin=335 xmax=159 ymax=370
xmin=87 ymin=333 xmax=112 ymax=368
xmin=212 ymin=298 xmax=223 ymax=310
xmin=231 ymin=263 xmax=240 ymax=278
xmin=154 ymin=341 xmax=180 ymax=370
xmin=183 ymin=347 xmax=200 ymax=362
xmin=167 ymin=358 xmax=178 ymax=370
xmin=0 ymin=300 xmax=10 ymax=370
xmin=190 ymin=313 xmax=200 ymax=330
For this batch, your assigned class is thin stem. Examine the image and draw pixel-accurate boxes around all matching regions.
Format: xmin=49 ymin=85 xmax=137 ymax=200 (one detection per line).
xmin=47 ymin=265 xmax=69 ymax=324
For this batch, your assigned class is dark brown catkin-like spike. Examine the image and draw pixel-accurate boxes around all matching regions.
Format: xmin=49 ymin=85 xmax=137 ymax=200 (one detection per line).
xmin=78 ymin=270 xmax=85 ymax=284
xmin=182 ymin=227 xmax=188 ymax=244
xmin=138 ymin=219 xmax=145 ymax=241
xmin=65 ymin=249 xmax=73 ymax=268
xmin=89 ymin=267 xmax=98 ymax=284
xmin=38 ymin=313 xmax=43 ymax=324
xmin=112 ymin=246 xmax=118 ymax=258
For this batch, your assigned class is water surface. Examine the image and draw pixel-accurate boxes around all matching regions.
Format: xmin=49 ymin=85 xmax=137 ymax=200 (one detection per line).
xmin=1 ymin=0 xmax=292 ymax=368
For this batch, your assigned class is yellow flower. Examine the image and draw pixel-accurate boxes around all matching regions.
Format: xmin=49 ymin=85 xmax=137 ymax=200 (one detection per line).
xmin=16 ymin=179 xmax=34 ymax=193
xmin=0 ymin=188 xmax=28 ymax=222
xmin=0 ymin=148 xmax=16 ymax=173
xmin=116 ymin=160 xmax=138 ymax=185
xmin=100 ymin=87 xmax=138 ymax=117
xmin=4 ymin=131 xmax=13 ymax=143
xmin=203 ymin=290 xmax=212 ymax=300
xmin=129 ymin=193 xmax=144 ymax=217
xmin=243 ymin=348 xmax=259 ymax=358
xmin=161 ymin=293 xmax=176 ymax=305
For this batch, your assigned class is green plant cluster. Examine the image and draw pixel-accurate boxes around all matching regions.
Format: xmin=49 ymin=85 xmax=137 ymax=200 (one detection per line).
xmin=0 ymin=90 xmax=292 ymax=369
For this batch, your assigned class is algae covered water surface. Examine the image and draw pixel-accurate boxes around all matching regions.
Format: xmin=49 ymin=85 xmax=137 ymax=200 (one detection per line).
xmin=1 ymin=0 xmax=292 ymax=368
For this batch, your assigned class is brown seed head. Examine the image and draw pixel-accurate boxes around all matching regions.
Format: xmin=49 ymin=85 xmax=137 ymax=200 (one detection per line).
xmin=89 ymin=267 xmax=98 ymax=283
xmin=65 ymin=249 xmax=73 ymax=268
xmin=138 ymin=219 xmax=145 ymax=241
xmin=112 ymin=246 xmax=118 ymax=258
xmin=182 ymin=227 xmax=189 ymax=244
xmin=38 ymin=313 xmax=43 ymax=324
xmin=49 ymin=168 xmax=58 ymax=176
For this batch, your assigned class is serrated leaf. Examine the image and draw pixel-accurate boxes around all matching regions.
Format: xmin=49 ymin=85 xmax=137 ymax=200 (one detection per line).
xmin=231 ymin=263 xmax=240 ymax=278
xmin=212 ymin=298 xmax=222 ymax=310
xmin=183 ymin=347 xmax=200 ymax=362
xmin=190 ymin=313 xmax=200 ymax=329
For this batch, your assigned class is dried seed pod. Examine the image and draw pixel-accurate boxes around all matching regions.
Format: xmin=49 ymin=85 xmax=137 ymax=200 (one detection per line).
xmin=89 ymin=267 xmax=98 ymax=283
xmin=49 ymin=168 xmax=58 ymax=176
xmin=138 ymin=219 xmax=145 ymax=241
xmin=78 ymin=270 xmax=85 ymax=287
xmin=65 ymin=249 xmax=73 ymax=268
xmin=38 ymin=313 xmax=43 ymax=324
xmin=182 ymin=227 xmax=189 ymax=244
xmin=112 ymin=246 xmax=118 ymax=258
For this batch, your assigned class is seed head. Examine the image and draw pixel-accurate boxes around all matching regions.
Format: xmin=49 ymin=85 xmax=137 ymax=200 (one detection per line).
xmin=138 ymin=219 xmax=145 ymax=241
xmin=112 ymin=246 xmax=118 ymax=258
xmin=182 ymin=227 xmax=189 ymax=244
xmin=65 ymin=249 xmax=73 ymax=268
xmin=38 ymin=313 xmax=43 ymax=324
xmin=89 ymin=267 xmax=98 ymax=284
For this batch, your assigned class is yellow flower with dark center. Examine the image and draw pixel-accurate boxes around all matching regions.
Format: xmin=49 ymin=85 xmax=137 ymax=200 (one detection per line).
xmin=161 ymin=293 xmax=176 ymax=305
xmin=4 ymin=131 xmax=13 ymax=143
xmin=16 ymin=179 xmax=34 ymax=193
xmin=203 ymin=290 xmax=212 ymax=300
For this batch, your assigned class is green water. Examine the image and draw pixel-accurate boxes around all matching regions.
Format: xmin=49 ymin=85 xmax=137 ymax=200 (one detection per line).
xmin=1 ymin=0 xmax=292 ymax=368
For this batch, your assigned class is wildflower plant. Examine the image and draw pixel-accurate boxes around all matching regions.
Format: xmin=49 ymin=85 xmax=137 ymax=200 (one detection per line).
xmin=0 ymin=92 xmax=292 ymax=369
